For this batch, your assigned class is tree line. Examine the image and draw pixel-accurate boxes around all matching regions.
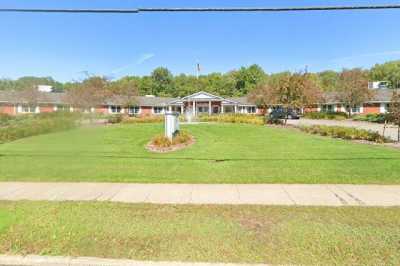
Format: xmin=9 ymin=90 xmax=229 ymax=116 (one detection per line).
xmin=1 ymin=60 xmax=400 ymax=97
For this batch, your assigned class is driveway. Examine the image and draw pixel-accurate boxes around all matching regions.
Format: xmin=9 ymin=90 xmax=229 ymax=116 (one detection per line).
xmin=287 ymin=118 xmax=399 ymax=141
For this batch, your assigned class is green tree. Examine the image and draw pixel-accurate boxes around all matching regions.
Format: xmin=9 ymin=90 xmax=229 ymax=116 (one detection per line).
xmin=318 ymin=70 xmax=339 ymax=91
xmin=151 ymin=67 xmax=174 ymax=96
xmin=231 ymin=65 xmax=267 ymax=96
xmin=370 ymin=60 xmax=400 ymax=88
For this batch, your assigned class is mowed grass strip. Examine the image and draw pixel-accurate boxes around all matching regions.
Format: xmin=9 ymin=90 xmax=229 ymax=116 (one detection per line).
xmin=0 ymin=201 xmax=399 ymax=265
xmin=0 ymin=123 xmax=400 ymax=184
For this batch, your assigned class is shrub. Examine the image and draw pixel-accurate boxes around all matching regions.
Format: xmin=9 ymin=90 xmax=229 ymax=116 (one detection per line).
xmin=299 ymin=125 xmax=391 ymax=143
xmin=122 ymin=115 xmax=164 ymax=124
xmin=0 ymin=113 xmax=13 ymax=126
xmin=172 ymin=130 xmax=192 ymax=145
xmin=199 ymin=114 xmax=264 ymax=125
xmin=352 ymin=113 xmax=388 ymax=124
xmin=265 ymin=116 xmax=284 ymax=125
xmin=150 ymin=130 xmax=192 ymax=148
xmin=0 ymin=112 xmax=80 ymax=144
xmin=107 ymin=114 xmax=123 ymax=124
xmin=304 ymin=112 xmax=348 ymax=120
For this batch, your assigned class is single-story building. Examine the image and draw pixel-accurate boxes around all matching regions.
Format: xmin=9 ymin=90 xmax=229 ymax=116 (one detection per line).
xmin=0 ymin=89 xmax=397 ymax=116
xmin=0 ymin=91 xmax=263 ymax=116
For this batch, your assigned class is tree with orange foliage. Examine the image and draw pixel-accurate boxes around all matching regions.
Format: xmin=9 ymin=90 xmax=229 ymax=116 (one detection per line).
xmin=249 ymin=72 xmax=323 ymax=123
xmin=335 ymin=68 xmax=373 ymax=117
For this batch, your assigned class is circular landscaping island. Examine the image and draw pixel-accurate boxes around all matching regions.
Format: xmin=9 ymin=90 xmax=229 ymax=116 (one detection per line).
xmin=146 ymin=130 xmax=195 ymax=153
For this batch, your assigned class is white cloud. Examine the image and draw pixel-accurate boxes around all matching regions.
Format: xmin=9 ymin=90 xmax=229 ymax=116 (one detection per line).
xmin=110 ymin=53 xmax=155 ymax=75
xmin=136 ymin=53 xmax=155 ymax=65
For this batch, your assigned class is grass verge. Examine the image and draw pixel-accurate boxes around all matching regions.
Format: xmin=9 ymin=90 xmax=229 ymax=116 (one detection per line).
xmin=0 ymin=201 xmax=399 ymax=265
xmin=1 ymin=123 xmax=400 ymax=184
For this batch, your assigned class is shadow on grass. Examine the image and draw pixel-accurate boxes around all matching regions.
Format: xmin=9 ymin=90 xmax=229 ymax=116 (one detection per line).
xmin=1 ymin=152 xmax=400 ymax=162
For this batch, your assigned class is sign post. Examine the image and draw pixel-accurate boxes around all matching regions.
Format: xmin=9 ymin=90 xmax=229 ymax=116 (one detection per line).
xmin=165 ymin=111 xmax=180 ymax=140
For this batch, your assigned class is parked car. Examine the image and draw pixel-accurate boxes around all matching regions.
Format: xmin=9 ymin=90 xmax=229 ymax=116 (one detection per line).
xmin=268 ymin=108 xmax=300 ymax=120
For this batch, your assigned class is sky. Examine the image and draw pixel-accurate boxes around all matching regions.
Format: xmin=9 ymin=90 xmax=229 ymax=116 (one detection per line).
xmin=1 ymin=0 xmax=400 ymax=82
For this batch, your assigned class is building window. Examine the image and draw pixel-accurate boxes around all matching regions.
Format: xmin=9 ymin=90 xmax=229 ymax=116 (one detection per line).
xmin=197 ymin=106 xmax=209 ymax=113
xmin=171 ymin=106 xmax=182 ymax=113
xmin=247 ymin=106 xmax=256 ymax=114
xmin=128 ymin=106 xmax=140 ymax=115
xmin=351 ymin=106 xmax=361 ymax=114
xmin=56 ymin=105 xmax=69 ymax=112
xmin=322 ymin=105 xmax=334 ymax=113
xmin=153 ymin=107 xmax=164 ymax=114
xmin=223 ymin=106 xmax=234 ymax=113
xmin=110 ymin=106 xmax=121 ymax=114
xmin=21 ymin=105 xmax=36 ymax=113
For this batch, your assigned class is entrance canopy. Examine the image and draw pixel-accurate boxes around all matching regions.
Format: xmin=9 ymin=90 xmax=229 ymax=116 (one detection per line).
xmin=168 ymin=91 xmax=239 ymax=105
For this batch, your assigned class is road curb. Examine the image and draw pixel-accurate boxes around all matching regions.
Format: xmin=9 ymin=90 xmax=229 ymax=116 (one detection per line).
xmin=0 ymin=255 xmax=269 ymax=266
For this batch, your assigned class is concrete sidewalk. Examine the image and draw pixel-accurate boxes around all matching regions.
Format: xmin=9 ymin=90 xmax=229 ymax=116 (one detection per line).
xmin=1 ymin=182 xmax=400 ymax=206
xmin=0 ymin=255 xmax=267 ymax=266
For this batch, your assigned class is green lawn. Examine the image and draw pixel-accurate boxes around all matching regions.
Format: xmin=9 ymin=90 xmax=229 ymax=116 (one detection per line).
xmin=0 ymin=123 xmax=399 ymax=183
xmin=0 ymin=201 xmax=399 ymax=265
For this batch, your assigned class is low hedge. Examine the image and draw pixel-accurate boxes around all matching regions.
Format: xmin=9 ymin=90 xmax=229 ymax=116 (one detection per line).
xmin=199 ymin=114 xmax=264 ymax=125
xmin=303 ymin=112 xmax=348 ymax=120
xmin=352 ymin=113 xmax=388 ymax=124
xmin=0 ymin=112 xmax=80 ymax=144
xmin=122 ymin=115 xmax=165 ymax=124
xmin=299 ymin=125 xmax=391 ymax=143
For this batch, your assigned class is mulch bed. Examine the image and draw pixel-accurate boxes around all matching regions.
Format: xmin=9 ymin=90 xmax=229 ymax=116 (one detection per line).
xmin=146 ymin=136 xmax=196 ymax=153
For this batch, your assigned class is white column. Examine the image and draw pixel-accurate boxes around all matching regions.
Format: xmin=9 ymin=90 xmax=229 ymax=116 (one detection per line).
xmin=380 ymin=103 xmax=386 ymax=113
xmin=234 ymin=105 xmax=237 ymax=113
xmin=193 ymin=100 xmax=196 ymax=116
xmin=209 ymin=101 xmax=212 ymax=115
xmin=221 ymin=105 xmax=224 ymax=114
xmin=168 ymin=106 xmax=172 ymax=112
xmin=359 ymin=105 xmax=364 ymax=114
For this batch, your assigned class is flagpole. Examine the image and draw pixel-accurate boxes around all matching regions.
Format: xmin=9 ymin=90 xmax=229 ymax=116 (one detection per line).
xmin=196 ymin=62 xmax=200 ymax=79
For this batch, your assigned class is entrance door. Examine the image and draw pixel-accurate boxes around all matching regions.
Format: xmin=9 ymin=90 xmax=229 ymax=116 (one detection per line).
xmin=212 ymin=106 xmax=220 ymax=114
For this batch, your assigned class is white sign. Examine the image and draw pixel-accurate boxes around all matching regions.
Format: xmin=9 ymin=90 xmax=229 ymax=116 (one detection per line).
xmin=165 ymin=112 xmax=180 ymax=140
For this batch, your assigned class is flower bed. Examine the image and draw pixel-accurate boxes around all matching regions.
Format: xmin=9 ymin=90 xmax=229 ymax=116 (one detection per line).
xmin=146 ymin=130 xmax=195 ymax=153
xmin=299 ymin=125 xmax=391 ymax=143
xmin=199 ymin=114 xmax=264 ymax=125
xmin=122 ymin=115 xmax=164 ymax=124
